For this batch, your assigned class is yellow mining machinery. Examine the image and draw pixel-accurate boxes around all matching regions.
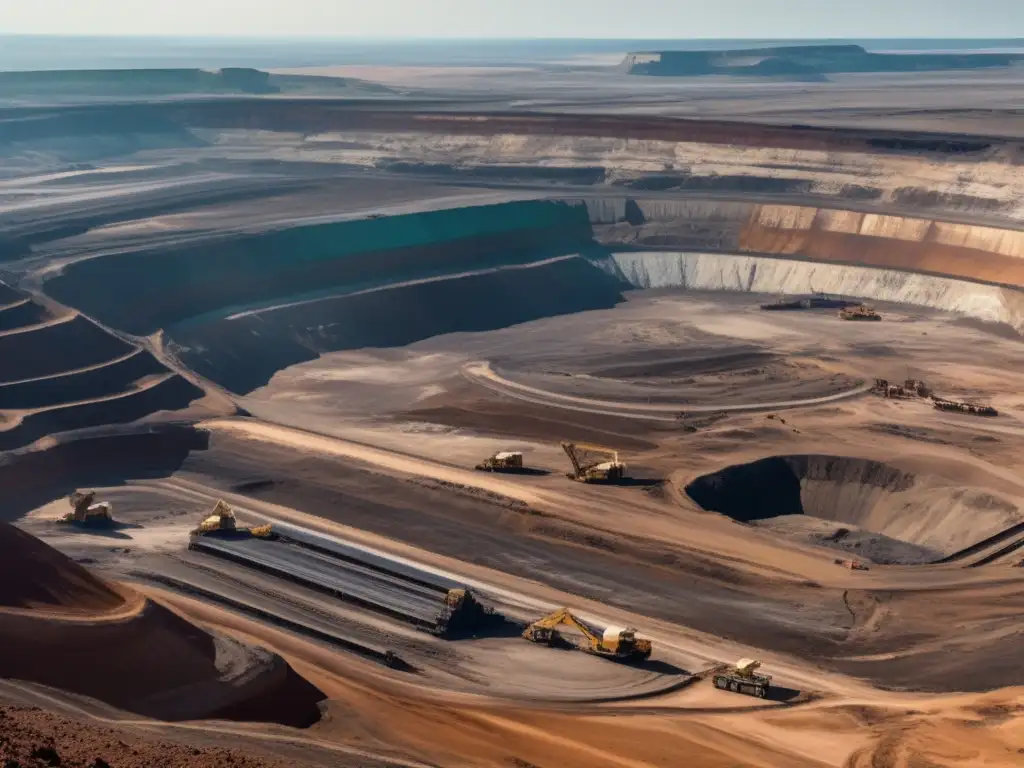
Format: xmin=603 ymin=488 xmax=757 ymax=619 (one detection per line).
xmin=561 ymin=442 xmax=626 ymax=483
xmin=58 ymin=491 xmax=114 ymax=527
xmin=475 ymin=451 xmax=524 ymax=472
xmin=523 ymin=608 xmax=652 ymax=661
xmin=712 ymin=658 xmax=773 ymax=698
xmin=871 ymin=378 xmax=932 ymax=399
xmin=191 ymin=500 xmax=273 ymax=538
xmin=839 ymin=304 xmax=881 ymax=321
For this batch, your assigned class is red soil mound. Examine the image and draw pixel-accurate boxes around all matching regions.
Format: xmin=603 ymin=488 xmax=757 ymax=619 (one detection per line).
xmin=0 ymin=522 xmax=124 ymax=613
xmin=0 ymin=525 xmax=325 ymax=724
xmin=0 ymin=705 xmax=298 ymax=768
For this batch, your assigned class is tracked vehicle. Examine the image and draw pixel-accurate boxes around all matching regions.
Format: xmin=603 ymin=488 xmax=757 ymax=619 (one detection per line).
xmin=523 ymin=608 xmax=652 ymax=661
xmin=713 ymin=659 xmax=772 ymax=698
xmin=58 ymin=491 xmax=114 ymax=527
xmin=561 ymin=442 xmax=626 ymax=483
xmin=839 ymin=304 xmax=881 ymax=321
xmin=475 ymin=451 xmax=524 ymax=472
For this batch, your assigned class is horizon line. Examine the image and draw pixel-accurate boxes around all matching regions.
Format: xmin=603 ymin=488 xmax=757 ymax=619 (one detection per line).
xmin=2 ymin=33 xmax=1023 ymax=42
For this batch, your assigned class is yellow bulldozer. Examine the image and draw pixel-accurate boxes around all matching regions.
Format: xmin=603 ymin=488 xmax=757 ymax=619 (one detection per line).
xmin=561 ymin=442 xmax=626 ymax=483
xmin=523 ymin=608 xmax=652 ymax=661
xmin=191 ymin=500 xmax=273 ymax=538
xmin=58 ymin=491 xmax=114 ymax=527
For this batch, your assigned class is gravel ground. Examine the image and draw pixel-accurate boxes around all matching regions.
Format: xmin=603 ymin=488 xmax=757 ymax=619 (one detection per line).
xmin=0 ymin=706 xmax=295 ymax=768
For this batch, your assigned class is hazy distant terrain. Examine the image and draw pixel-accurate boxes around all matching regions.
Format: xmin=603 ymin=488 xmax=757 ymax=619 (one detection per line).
xmin=0 ymin=67 xmax=396 ymax=105
xmin=621 ymin=43 xmax=1024 ymax=79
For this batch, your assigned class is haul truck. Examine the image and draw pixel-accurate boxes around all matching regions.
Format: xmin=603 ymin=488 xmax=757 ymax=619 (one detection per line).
xmin=713 ymin=659 xmax=772 ymax=698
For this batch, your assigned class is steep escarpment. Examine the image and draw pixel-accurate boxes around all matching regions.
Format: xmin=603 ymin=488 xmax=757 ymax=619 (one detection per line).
xmin=591 ymin=198 xmax=1024 ymax=289
xmin=45 ymin=200 xmax=594 ymax=334
xmin=171 ymin=255 xmax=624 ymax=393
xmin=601 ymin=251 xmax=1024 ymax=330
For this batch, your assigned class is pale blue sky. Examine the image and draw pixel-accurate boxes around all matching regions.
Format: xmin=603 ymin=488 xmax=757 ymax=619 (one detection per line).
xmin=4 ymin=0 xmax=1023 ymax=38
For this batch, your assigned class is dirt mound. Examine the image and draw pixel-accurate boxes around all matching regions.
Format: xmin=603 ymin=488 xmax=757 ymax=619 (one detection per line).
xmin=0 ymin=705 xmax=299 ymax=767
xmin=0 ymin=526 xmax=324 ymax=724
xmin=685 ymin=455 xmax=1024 ymax=563
xmin=0 ymin=522 xmax=123 ymax=612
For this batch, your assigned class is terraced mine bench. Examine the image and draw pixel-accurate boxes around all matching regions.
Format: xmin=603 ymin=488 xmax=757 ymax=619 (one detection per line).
xmin=189 ymin=524 xmax=497 ymax=636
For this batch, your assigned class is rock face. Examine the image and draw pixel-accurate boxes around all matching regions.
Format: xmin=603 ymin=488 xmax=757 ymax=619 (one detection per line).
xmin=620 ymin=44 xmax=1024 ymax=78
xmin=599 ymin=251 xmax=1024 ymax=330
xmin=590 ymin=199 xmax=1024 ymax=290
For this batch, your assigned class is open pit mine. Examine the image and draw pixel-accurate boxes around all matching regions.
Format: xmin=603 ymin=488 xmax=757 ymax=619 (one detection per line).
xmin=1 ymin=86 xmax=1024 ymax=768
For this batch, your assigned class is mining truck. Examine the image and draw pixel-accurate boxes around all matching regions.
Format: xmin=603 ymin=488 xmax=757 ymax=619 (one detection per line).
xmin=839 ymin=304 xmax=881 ymax=321
xmin=523 ymin=608 xmax=652 ymax=661
xmin=713 ymin=658 xmax=772 ymax=698
xmin=561 ymin=441 xmax=626 ymax=483
xmin=475 ymin=451 xmax=524 ymax=472
xmin=58 ymin=491 xmax=114 ymax=527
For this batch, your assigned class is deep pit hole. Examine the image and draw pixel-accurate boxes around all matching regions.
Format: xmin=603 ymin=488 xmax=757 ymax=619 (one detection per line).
xmin=684 ymin=455 xmax=1023 ymax=565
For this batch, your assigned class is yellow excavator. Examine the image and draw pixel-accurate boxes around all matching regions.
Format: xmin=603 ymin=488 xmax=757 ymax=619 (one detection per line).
xmin=561 ymin=442 xmax=626 ymax=483
xmin=58 ymin=491 xmax=114 ymax=527
xmin=191 ymin=500 xmax=272 ymax=538
xmin=523 ymin=608 xmax=652 ymax=661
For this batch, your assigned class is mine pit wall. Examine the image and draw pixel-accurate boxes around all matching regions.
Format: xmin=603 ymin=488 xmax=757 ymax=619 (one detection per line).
xmin=601 ymin=251 xmax=1024 ymax=329
xmin=0 ymin=349 xmax=166 ymax=410
xmin=0 ymin=374 xmax=204 ymax=452
xmin=0 ymin=314 xmax=134 ymax=383
xmin=0 ymin=299 xmax=48 ymax=331
xmin=38 ymin=196 xmax=1024 ymax=400
xmin=171 ymin=254 xmax=625 ymax=394
xmin=44 ymin=199 xmax=595 ymax=335
xmin=0 ymin=425 xmax=209 ymax=524
xmin=588 ymin=198 xmax=1024 ymax=329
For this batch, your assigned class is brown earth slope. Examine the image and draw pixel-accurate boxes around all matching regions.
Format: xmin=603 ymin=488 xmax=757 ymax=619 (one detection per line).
xmin=0 ymin=523 xmax=124 ymax=613
xmin=0 ymin=523 xmax=325 ymax=725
